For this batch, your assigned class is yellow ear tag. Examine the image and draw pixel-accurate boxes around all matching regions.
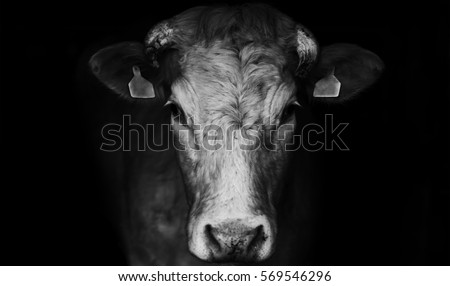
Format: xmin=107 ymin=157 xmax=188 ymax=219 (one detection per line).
xmin=313 ymin=67 xmax=341 ymax=98
xmin=128 ymin=66 xmax=155 ymax=98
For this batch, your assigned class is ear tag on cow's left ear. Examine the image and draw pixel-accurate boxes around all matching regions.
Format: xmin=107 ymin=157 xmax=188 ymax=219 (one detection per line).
xmin=128 ymin=66 xmax=155 ymax=99
xmin=313 ymin=67 xmax=341 ymax=98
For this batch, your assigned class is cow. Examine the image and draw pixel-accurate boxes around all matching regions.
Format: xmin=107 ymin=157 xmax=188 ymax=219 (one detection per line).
xmin=88 ymin=3 xmax=384 ymax=265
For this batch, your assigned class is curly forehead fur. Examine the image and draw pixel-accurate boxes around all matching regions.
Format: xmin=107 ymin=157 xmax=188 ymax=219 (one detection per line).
xmin=173 ymin=42 xmax=296 ymax=128
xmin=169 ymin=3 xmax=300 ymax=50
xmin=164 ymin=4 xmax=301 ymax=127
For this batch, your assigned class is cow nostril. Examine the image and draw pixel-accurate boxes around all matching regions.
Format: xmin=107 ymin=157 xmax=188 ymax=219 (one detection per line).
xmin=247 ymin=225 xmax=265 ymax=252
xmin=204 ymin=224 xmax=221 ymax=251
xmin=191 ymin=219 xmax=273 ymax=262
xmin=204 ymin=223 xmax=268 ymax=259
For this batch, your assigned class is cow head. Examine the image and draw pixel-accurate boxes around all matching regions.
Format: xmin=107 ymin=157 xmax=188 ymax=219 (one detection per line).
xmin=89 ymin=4 xmax=383 ymax=263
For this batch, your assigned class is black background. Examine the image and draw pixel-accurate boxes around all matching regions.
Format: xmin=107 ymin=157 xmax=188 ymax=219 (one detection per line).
xmin=1 ymin=0 xmax=449 ymax=265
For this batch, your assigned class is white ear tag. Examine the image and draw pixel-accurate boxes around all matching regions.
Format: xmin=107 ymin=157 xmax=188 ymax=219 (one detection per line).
xmin=128 ymin=66 xmax=155 ymax=98
xmin=313 ymin=68 xmax=341 ymax=98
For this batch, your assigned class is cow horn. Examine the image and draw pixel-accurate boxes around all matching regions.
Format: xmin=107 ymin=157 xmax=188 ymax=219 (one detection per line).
xmin=295 ymin=25 xmax=318 ymax=77
xmin=144 ymin=21 xmax=176 ymax=68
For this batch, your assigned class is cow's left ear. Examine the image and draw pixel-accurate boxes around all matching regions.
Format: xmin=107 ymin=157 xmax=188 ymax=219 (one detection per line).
xmin=304 ymin=43 xmax=384 ymax=103
xmin=89 ymin=42 xmax=157 ymax=99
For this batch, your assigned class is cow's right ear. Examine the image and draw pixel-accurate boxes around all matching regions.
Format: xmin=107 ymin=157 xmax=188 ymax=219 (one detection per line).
xmin=89 ymin=42 xmax=157 ymax=99
xmin=302 ymin=43 xmax=384 ymax=104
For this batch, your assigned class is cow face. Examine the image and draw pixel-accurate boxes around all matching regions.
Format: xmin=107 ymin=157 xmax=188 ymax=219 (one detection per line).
xmin=89 ymin=4 xmax=384 ymax=264
xmin=169 ymin=42 xmax=299 ymax=262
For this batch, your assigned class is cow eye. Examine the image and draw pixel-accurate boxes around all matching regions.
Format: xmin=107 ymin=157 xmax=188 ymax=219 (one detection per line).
xmin=280 ymin=102 xmax=300 ymax=123
xmin=170 ymin=103 xmax=180 ymax=117
xmin=166 ymin=101 xmax=187 ymax=124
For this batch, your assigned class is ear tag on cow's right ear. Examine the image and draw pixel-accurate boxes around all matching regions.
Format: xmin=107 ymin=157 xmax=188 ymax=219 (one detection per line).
xmin=128 ymin=66 xmax=155 ymax=99
xmin=313 ymin=67 xmax=341 ymax=98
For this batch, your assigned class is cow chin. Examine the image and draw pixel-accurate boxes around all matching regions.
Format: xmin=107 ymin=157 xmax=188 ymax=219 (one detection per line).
xmin=187 ymin=210 xmax=276 ymax=263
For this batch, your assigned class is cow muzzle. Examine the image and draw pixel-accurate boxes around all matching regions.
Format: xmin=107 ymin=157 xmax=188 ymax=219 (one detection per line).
xmin=188 ymin=216 xmax=275 ymax=263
